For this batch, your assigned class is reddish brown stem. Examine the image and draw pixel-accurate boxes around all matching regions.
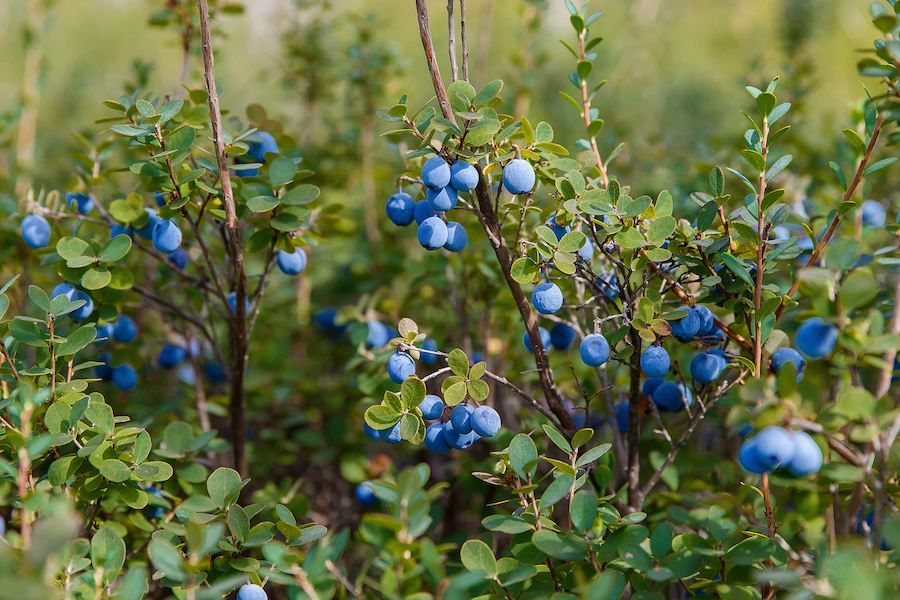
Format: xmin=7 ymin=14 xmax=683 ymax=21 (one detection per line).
xmin=416 ymin=0 xmax=454 ymax=121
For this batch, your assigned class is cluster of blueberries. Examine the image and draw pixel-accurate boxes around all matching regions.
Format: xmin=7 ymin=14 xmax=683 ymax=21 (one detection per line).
xmin=385 ymin=155 xmax=537 ymax=252
xmin=738 ymin=425 xmax=823 ymax=476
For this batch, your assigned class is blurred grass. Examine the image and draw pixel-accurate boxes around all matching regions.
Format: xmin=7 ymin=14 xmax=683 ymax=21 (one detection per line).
xmin=0 ymin=0 xmax=879 ymax=192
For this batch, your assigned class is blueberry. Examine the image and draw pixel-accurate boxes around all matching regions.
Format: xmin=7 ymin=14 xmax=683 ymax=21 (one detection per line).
xmin=689 ymin=352 xmax=724 ymax=383
xmin=669 ymin=307 xmax=701 ymax=341
xmin=522 ymin=327 xmax=551 ymax=351
xmin=471 ymin=406 xmax=501 ymax=437
xmin=450 ymin=161 xmax=479 ymax=191
xmin=861 ymin=199 xmax=887 ymax=227
xmin=168 ymin=248 xmax=188 ymax=269
xmin=424 ymin=422 xmax=451 ymax=454
xmin=378 ymin=420 xmax=403 ymax=444
xmin=277 ymin=249 xmax=307 ymax=275
xmin=366 ymin=321 xmax=392 ymax=347
xmin=532 ymin=282 xmax=563 ymax=315
xmin=417 ymin=216 xmax=449 ymax=250
xmin=694 ymin=305 xmax=715 ymax=336
xmin=355 ymin=482 xmax=376 ymax=506
xmin=111 ymin=364 xmax=138 ymax=391
xmin=642 ymin=378 xmax=665 ymax=397
xmin=70 ymin=291 xmax=94 ymax=322
xmin=387 ymin=352 xmax=416 ymax=384
xmin=640 ymin=346 xmax=670 ymax=378
xmin=450 ymin=403 xmax=475 ymax=434
xmin=653 ymin=382 xmax=692 ymax=412
xmin=796 ymin=318 xmax=838 ymax=359
xmin=414 ymin=199 xmax=435 ymax=225
xmin=738 ymin=437 xmax=769 ymax=474
xmin=158 ymin=343 xmax=187 ymax=369
xmin=111 ymin=224 xmax=133 ymax=239
xmin=614 ymin=402 xmax=629 ymax=433
xmin=579 ymin=333 xmax=610 ymax=367
xmin=113 ymin=316 xmax=138 ymax=344
xmin=135 ymin=208 xmax=161 ymax=240
xmin=21 ymin=214 xmax=51 ymax=248
xmin=443 ymin=221 xmax=468 ymax=252
xmin=236 ymin=582 xmax=268 ymax=600
xmin=502 ymin=159 xmax=535 ymax=195
xmin=771 ymin=347 xmax=805 ymax=381
xmin=787 ymin=430 xmax=822 ymax=476
xmin=247 ymin=131 xmax=278 ymax=162
xmin=422 ymin=157 xmax=451 ymax=189
xmin=418 ymin=394 xmax=444 ymax=420
xmin=426 ymin=185 xmax=458 ymax=212
xmin=66 ymin=192 xmax=94 ymax=214
xmin=753 ymin=426 xmax=797 ymax=470
xmin=386 ymin=192 xmax=416 ymax=226
xmin=94 ymin=352 xmax=112 ymax=381
xmin=550 ymin=322 xmax=576 ymax=350
xmin=419 ymin=339 xmax=438 ymax=364
xmin=152 ymin=219 xmax=182 ymax=254
xmin=363 ymin=422 xmax=380 ymax=440
xmin=442 ymin=421 xmax=475 ymax=449
xmin=226 ymin=292 xmax=251 ymax=315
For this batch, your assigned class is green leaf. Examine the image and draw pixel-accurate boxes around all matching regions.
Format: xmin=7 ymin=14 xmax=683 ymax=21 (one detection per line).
xmin=133 ymin=461 xmax=174 ymax=482
xmin=862 ymin=157 xmax=898 ymax=177
xmin=558 ymin=231 xmax=587 ymax=253
xmin=756 ymin=92 xmax=776 ymax=116
xmin=724 ymin=536 xmax=774 ymax=565
xmin=482 ymin=515 xmax=533 ymax=534
xmin=56 ymin=237 xmax=91 ymax=261
xmin=740 ymin=149 xmax=766 ymax=172
xmin=829 ymin=161 xmax=848 ymax=191
xmin=227 ymin=505 xmax=250 ymax=543
xmin=542 ymin=425 xmax=573 ymax=454
xmin=134 ymin=431 xmax=151 ymax=464
xmin=844 ymin=128 xmax=867 ymax=156
xmin=575 ymin=443 xmax=611 ymax=468
xmin=615 ymin=227 xmax=646 ymax=249
xmin=509 ymin=434 xmax=538 ymax=480
xmin=364 ymin=405 xmax=401 ymax=429
xmin=269 ymin=157 xmax=297 ymax=187
xmin=647 ymin=216 xmax=676 ymax=243
xmin=570 ymin=490 xmax=597 ymax=533
xmin=246 ymin=196 xmax=280 ymax=212
xmin=721 ymin=254 xmax=754 ymax=286
xmin=281 ymin=184 xmax=320 ymax=205
xmin=100 ymin=459 xmax=132 ymax=483
xmin=148 ymin=540 xmax=186 ymax=582
xmin=697 ymin=201 xmax=718 ymax=232
xmin=110 ymin=124 xmax=153 ymax=137
xmin=448 ymin=348 xmax=470 ymax=377
xmin=473 ymin=80 xmax=503 ymax=106
xmin=572 ymin=428 xmax=593 ymax=449
xmin=539 ymin=474 xmax=574 ymax=509
xmin=726 ymin=167 xmax=757 ymax=192
xmin=98 ymin=235 xmax=132 ymax=263
xmin=511 ymin=258 xmax=539 ymax=284
xmin=447 ymin=80 xmax=477 ymax=112
xmin=532 ymin=530 xmax=586 ymax=561
xmin=460 ymin=539 xmax=497 ymax=576
xmin=765 ymin=154 xmax=792 ymax=182
xmin=85 ymin=401 xmax=114 ymax=436
xmin=619 ymin=542 xmax=654 ymax=572
xmin=400 ymin=377 xmax=426 ymax=410
xmin=207 ymin=467 xmax=242 ymax=509
xmin=443 ymin=381 xmax=468 ymax=407
xmin=81 ymin=268 xmax=111 ymax=290
xmin=158 ymin=99 xmax=183 ymax=124
xmin=166 ymin=125 xmax=195 ymax=153
xmin=56 ymin=326 xmax=97 ymax=356
xmin=650 ymin=523 xmax=673 ymax=559
xmin=91 ymin=528 xmax=126 ymax=585
xmin=467 ymin=378 xmax=489 ymax=402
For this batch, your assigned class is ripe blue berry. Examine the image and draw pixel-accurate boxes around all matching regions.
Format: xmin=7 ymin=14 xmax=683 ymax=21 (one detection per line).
xmin=366 ymin=321 xmax=392 ymax=347
xmin=277 ymin=249 xmax=307 ymax=275
xmin=861 ymin=199 xmax=886 ymax=227
xmin=642 ymin=378 xmax=664 ymax=397
xmin=471 ymin=406 xmax=501 ymax=437
xmin=226 ymin=292 xmax=250 ymax=315
xmin=21 ymin=214 xmax=51 ymax=248
xmin=787 ymin=430 xmax=822 ymax=476
xmin=158 ymin=343 xmax=187 ymax=369
xmin=247 ymin=132 xmax=278 ymax=162
xmin=450 ymin=161 xmax=479 ymax=191
xmin=690 ymin=352 xmax=724 ymax=383
xmin=152 ymin=219 xmax=182 ymax=253
xmin=502 ymin=159 xmax=535 ymax=195
xmin=653 ymin=382 xmax=692 ymax=412
xmin=419 ymin=339 xmax=438 ymax=364
xmin=443 ymin=221 xmax=468 ymax=252
xmin=70 ymin=291 xmax=94 ymax=322
xmin=451 ymin=404 xmax=475 ymax=434
xmin=424 ymin=422 xmax=451 ymax=454
xmin=579 ymin=333 xmax=610 ymax=367
xmin=66 ymin=192 xmax=94 ymax=214
xmin=378 ymin=420 xmax=403 ymax=444
xmin=796 ymin=317 xmax=838 ymax=359
xmin=418 ymin=394 xmax=444 ymax=420
xmin=426 ymin=185 xmax=458 ymax=212
xmin=94 ymin=352 xmax=112 ymax=380
xmin=355 ymin=482 xmax=376 ymax=506
xmin=386 ymin=192 xmax=416 ymax=226
xmin=113 ymin=316 xmax=138 ymax=344
xmin=550 ymin=323 xmax=576 ymax=350
xmin=532 ymin=282 xmax=563 ymax=314
xmin=168 ymin=248 xmax=188 ymax=269
xmin=442 ymin=421 xmax=475 ymax=449
xmin=753 ymin=426 xmax=797 ymax=470
xmin=387 ymin=352 xmax=416 ymax=384
xmin=522 ymin=327 xmax=551 ymax=351
xmin=111 ymin=224 xmax=133 ymax=239
xmin=738 ymin=438 xmax=768 ymax=474
xmin=414 ymin=199 xmax=435 ymax=225
xmin=237 ymin=582 xmax=268 ymax=600
xmin=640 ymin=346 xmax=670 ymax=378
xmin=614 ymin=402 xmax=629 ymax=433
xmin=363 ymin=422 xmax=380 ymax=440
xmin=417 ymin=216 xmax=449 ymax=250
xmin=771 ymin=347 xmax=805 ymax=381
xmin=694 ymin=305 xmax=715 ymax=336
xmin=135 ymin=208 xmax=161 ymax=239
xmin=669 ymin=307 xmax=700 ymax=341
xmin=422 ymin=157 xmax=451 ymax=189
xmin=111 ymin=364 xmax=138 ymax=391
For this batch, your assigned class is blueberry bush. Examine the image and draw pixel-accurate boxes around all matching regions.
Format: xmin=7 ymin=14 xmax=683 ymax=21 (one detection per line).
xmin=3 ymin=0 xmax=900 ymax=599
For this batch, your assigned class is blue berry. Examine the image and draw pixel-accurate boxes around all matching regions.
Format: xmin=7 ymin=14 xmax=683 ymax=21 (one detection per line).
xmin=417 ymin=216 xmax=449 ymax=250
xmin=355 ymin=482 xmax=376 ymax=506
xmin=450 ymin=161 xmax=478 ymax=191
xmin=366 ymin=321 xmax=392 ymax=347
xmin=690 ymin=352 xmax=724 ymax=383
xmin=861 ymin=199 xmax=886 ymax=227
xmin=532 ymin=282 xmax=563 ymax=315
xmin=550 ymin=323 xmax=576 ymax=350
xmin=450 ymin=404 xmax=475 ymax=434
xmin=152 ymin=219 xmax=182 ymax=253
xmin=113 ymin=316 xmax=138 ymax=344
xmin=426 ymin=185 xmax=458 ymax=212
xmin=422 ymin=157 xmax=451 ymax=189
xmin=444 ymin=221 xmax=468 ymax=252
xmin=796 ymin=318 xmax=838 ymax=359
xmin=424 ymin=423 xmax=451 ymax=454
xmin=378 ymin=420 xmax=403 ymax=444
xmin=247 ymin=132 xmax=278 ymax=162
xmin=442 ymin=421 xmax=475 ymax=449
xmin=414 ymin=199 xmax=435 ymax=225
xmin=277 ymin=249 xmax=307 ymax=275
xmin=363 ymin=422 xmax=380 ymax=440
xmin=387 ymin=352 xmax=416 ymax=384
xmin=418 ymin=394 xmax=444 ymax=420
xmin=419 ymin=339 xmax=438 ymax=364
xmin=237 ymin=582 xmax=268 ymax=600
xmin=471 ymin=406 xmax=501 ymax=437
xmin=653 ymin=382 xmax=692 ymax=412
xmin=70 ymin=291 xmax=94 ymax=322
xmin=168 ymin=248 xmax=188 ymax=269
xmin=787 ymin=431 xmax=822 ymax=476
xmin=669 ymin=307 xmax=700 ymax=341
xmin=771 ymin=347 xmax=805 ymax=381
xmin=753 ymin=426 xmax=797 ymax=470
xmin=579 ymin=333 xmax=610 ymax=367
xmin=386 ymin=192 xmax=416 ymax=226
xmin=640 ymin=346 xmax=670 ymax=378
xmin=21 ymin=214 xmax=51 ymax=248
xmin=694 ymin=305 xmax=715 ymax=336
xmin=111 ymin=364 xmax=138 ymax=391
xmin=502 ymin=159 xmax=535 ymax=195
xmin=158 ymin=344 xmax=187 ymax=369
xmin=522 ymin=327 xmax=551 ymax=351
xmin=135 ymin=208 xmax=161 ymax=240
xmin=738 ymin=437 xmax=769 ymax=474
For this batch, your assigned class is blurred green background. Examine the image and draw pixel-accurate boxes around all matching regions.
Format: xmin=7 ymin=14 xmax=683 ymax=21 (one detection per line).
xmin=0 ymin=0 xmax=879 ymax=195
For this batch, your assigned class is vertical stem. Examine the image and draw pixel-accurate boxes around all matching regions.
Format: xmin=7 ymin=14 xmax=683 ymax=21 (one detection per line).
xmin=578 ymin=29 xmax=609 ymax=187
xmin=875 ymin=274 xmax=900 ymax=398
xmin=760 ymin=472 xmax=777 ymax=599
xmin=18 ymin=404 xmax=33 ymax=549
xmin=753 ymin=117 xmax=769 ymax=377
xmin=459 ymin=0 xmax=469 ymax=82
xmin=415 ymin=0 xmax=454 ymax=122
xmin=626 ymin=328 xmax=642 ymax=510
xmin=447 ymin=0 xmax=458 ymax=82
xmin=197 ymin=0 xmax=249 ymax=480
xmin=14 ymin=0 xmax=45 ymax=197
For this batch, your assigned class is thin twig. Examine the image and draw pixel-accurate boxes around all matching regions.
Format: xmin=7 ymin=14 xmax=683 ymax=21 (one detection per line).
xmin=447 ymin=0 xmax=458 ymax=82
xmin=415 ymin=0 xmax=454 ymax=121
xmin=459 ymin=0 xmax=469 ymax=82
